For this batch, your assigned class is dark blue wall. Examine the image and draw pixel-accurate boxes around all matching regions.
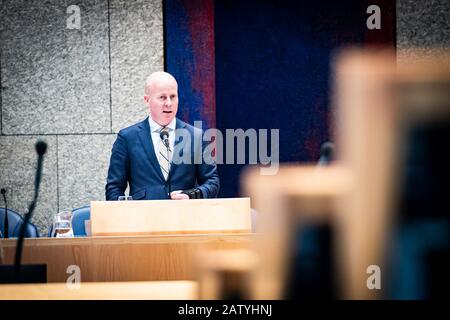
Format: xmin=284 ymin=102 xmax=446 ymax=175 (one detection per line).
xmin=165 ymin=0 xmax=395 ymax=198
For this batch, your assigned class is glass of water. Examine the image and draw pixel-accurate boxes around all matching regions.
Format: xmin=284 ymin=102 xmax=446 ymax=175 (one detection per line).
xmin=118 ymin=196 xmax=133 ymax=201
xmin=52 ymin=210 xmax=74 ymax=238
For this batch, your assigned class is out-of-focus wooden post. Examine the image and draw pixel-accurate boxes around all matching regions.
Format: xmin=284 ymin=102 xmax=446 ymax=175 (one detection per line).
xmin=242 ymin=165 xmax=353 ymax=299
xmin=333 ymin=49 xmax=398 ymax=299
xmin=196 ymin=249 xmax=258 ymax=300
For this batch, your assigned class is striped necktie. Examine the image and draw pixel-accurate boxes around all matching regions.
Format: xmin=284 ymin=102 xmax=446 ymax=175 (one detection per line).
xmin=158 ymin=127 xmax=172 ymax=180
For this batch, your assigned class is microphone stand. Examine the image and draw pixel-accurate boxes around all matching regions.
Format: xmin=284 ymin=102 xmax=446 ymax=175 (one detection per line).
xmin=166 ymin=144 xmax=172 ymax=198
xmin=14 ymin=141 xmax=46 ymax=274
xmin=0 ymin=140 xmax=47 ymax=283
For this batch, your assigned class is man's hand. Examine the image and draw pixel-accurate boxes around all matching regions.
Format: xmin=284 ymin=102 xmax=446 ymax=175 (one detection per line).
xmin=170 ymin=190 xmax=189 ymax=200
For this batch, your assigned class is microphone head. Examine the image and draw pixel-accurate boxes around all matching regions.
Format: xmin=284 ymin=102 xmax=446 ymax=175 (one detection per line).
xmin=36 ymin=140 xmax=47 ymax=156
xmin=320 ymin=142 xmax=335 ymax=159
xmin=0 ymin=188 xmax=6 ymax=195
xmin=159 ymin=129 xmax=169 ymax=140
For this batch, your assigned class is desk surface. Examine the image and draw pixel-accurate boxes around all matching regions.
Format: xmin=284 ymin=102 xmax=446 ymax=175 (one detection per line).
xmin=0 ymin=281 xmax=198 ymax=300
xmin=0 ymin=234 xmax=253 ymax=282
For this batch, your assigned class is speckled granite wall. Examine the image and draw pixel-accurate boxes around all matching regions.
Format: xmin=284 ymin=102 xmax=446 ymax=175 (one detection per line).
xmin=397 ymin=0 xmax=450 ymax=62
xmin=0 ymin=136 xmax=58 ymax=234
xmin=1 ymin=0 xmax=110 ymax=135
xmin=0 ymin=0 xmax=163 ymax=236
xmin=397 ymin=0 xmax=450 ymax=48
xmin=111 ymin=0 xmax=164 ymax=132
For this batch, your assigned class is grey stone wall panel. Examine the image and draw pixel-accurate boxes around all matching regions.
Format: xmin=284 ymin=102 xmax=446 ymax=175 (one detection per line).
xmin=110 ymin=0 xmax=164 ymax=133
xmin=57 ymin=134 xmax=116 ymax=212
xmin=0 ymin=0 xmax=110 ymax=134
xmin=0 ymin=136 xmax=57 ymax=236
xmin=397 ymin=0 xmax=450 ymax=48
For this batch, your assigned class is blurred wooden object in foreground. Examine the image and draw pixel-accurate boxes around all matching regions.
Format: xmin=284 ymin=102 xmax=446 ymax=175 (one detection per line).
xmin=243 ymin=47 xmax=450 ymax=299
xmin=196 ymin=249 xmax=259 ymax=300
xmin=0 ymin=281 xmax=198 ymax=300
xmin=243 ymin=165 xmax=353 ymax=299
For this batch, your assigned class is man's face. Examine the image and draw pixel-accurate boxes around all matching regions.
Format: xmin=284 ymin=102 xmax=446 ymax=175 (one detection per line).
xmin=144 ymin=78 xmax=178 ymax=126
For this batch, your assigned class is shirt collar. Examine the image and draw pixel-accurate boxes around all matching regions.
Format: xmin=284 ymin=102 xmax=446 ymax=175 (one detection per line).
xmin=148 ymin=115 xmax=176 ymax=133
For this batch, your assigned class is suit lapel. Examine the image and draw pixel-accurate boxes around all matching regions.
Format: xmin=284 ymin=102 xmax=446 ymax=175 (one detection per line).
xmin=138 ymin=117 xmax=165 ymax=182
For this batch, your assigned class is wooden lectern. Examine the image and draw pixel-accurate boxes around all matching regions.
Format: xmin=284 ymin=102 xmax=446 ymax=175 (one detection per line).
xmin=90 ymin=198 xmax=252 ymax=236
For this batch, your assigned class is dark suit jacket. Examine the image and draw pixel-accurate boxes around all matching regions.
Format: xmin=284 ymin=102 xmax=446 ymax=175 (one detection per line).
xmin=105 ymin=117 xmax=220 ymax=200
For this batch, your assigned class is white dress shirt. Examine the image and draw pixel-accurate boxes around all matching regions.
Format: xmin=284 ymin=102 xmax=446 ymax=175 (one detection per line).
xmin=148 ymin=114 xmax=176 ymax=160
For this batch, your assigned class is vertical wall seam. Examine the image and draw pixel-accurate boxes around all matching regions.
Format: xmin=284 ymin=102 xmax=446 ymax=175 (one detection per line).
xmin=56 ymin=135 xmax=60 ymax=212
xmin=0 ymin=40 xmax=3 ymax=135
xmin=108 ymin=0 xmax=113 ymax=133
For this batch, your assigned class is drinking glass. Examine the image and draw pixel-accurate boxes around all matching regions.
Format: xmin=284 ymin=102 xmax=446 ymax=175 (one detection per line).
xmin=52 ymin=210 xmax=74 ymax=238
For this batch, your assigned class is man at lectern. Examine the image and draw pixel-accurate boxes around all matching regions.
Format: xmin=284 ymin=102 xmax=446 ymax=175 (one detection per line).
xmin=105 ymin=71 xmax=220 ymax=201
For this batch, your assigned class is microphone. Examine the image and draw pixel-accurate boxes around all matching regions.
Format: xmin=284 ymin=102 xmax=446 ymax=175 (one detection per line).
xmin=1 ymin=188 xmax=8 ymax=238
xmin=159 ymin=129 xmax=170 ymax=150
xmin=36 ymin=140 xmax=47 ymax=156
xmin=159 ymin=128 xmax=172 ymax=198
xmin=317 ymin=142 xmax=335 ymax=166
xmin=14 ymin=140 xmax=47 ymax=274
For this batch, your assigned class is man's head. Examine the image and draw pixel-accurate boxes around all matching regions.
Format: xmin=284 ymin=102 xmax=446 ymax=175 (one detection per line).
xmin=144 ymin=71 xmax=178 ymax=126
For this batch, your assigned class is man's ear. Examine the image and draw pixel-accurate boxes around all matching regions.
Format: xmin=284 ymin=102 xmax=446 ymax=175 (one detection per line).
xmin=144 ymin=95 xmax=150 ymax=103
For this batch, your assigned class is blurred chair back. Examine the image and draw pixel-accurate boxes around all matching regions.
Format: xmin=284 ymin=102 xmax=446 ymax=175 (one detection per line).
xmin=0 ymin=208 xmax=40 ymax=238
xmin=71 ymin=205 xmax=90 ymax=237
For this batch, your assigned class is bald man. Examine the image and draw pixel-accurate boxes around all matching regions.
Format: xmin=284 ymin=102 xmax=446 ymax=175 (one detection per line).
xmin=105 ymin=71 xmax=220 ymax=201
